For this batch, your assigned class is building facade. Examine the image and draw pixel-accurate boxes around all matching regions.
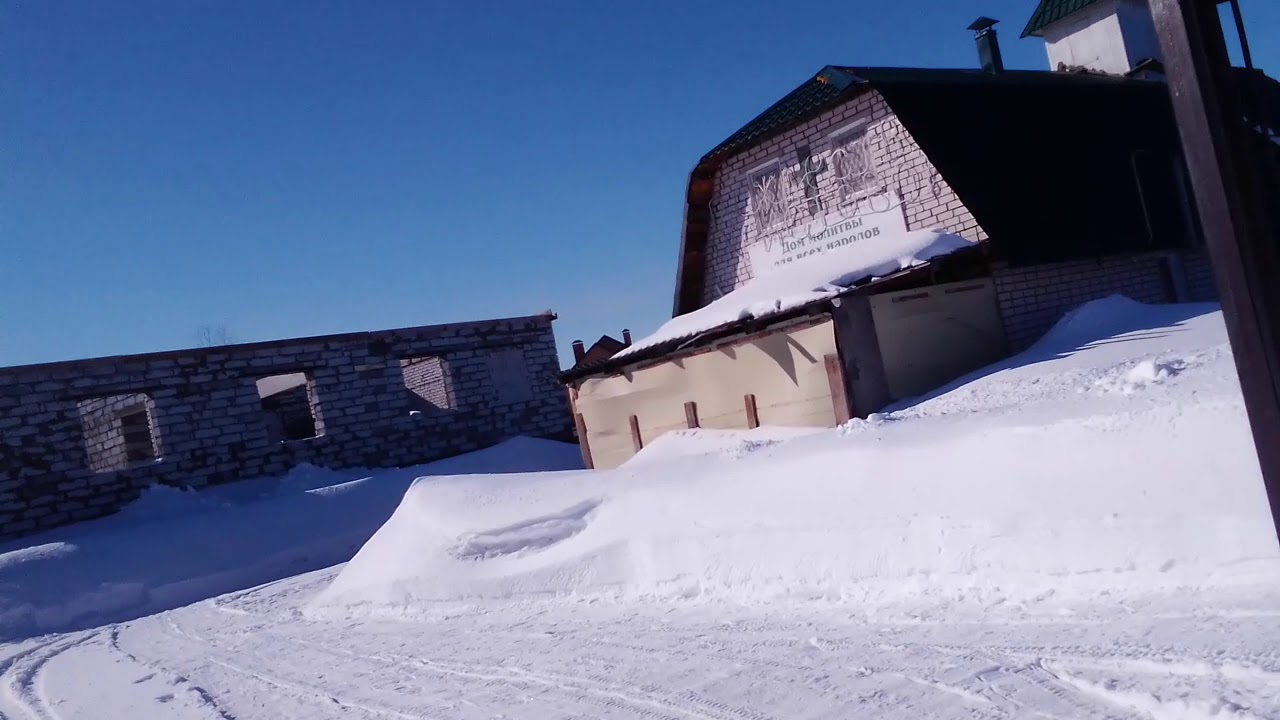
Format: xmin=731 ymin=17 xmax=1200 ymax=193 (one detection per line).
xmin=562 ymin=0 xmax=1259 ymax=469
xmin=686 ymin=70 xmax=1215 ymax=353
xmin=0 ymin=314 xmax=573 ymax=539
xmin=699 ymin=88 xmax=987 ymax=305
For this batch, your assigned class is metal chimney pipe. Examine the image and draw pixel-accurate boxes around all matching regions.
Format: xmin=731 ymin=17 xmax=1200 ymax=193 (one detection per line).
xmin=968 ymin=17 xmax=1004 ymax=73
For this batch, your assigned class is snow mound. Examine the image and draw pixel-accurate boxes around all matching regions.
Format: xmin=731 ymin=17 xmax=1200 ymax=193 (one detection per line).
xmin=618 ymin=229 xmax=974 ymax=357
xmin=624 ymin=426 xmax=823 ymax=466
xmin=0 ymin=437 xmax=583 ymax=640
xmin=314 ymin=302 xmax=1279 ymax=617
xmin=880 ymin=296 xmax=1230 ymax=425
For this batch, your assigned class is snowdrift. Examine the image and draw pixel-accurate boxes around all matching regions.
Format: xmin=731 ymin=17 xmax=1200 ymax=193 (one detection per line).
xmin=0 ymin=437 xmax=582 ymax=640
xmin=314 ymin=298 xmax=1280 ymax=616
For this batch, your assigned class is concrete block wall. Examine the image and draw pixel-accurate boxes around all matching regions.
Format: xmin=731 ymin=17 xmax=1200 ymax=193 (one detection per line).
xmin=702 ymin=89 xmax=987 ymax=304
xmin=0 ymin=314 xmax=573 ymax=540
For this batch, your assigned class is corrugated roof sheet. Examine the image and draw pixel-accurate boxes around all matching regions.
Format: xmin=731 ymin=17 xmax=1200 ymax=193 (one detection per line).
xmin=1022 ymin=0 xmax=1102 ymax=37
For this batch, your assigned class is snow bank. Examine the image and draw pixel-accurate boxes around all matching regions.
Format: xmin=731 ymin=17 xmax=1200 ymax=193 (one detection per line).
xmin=623 ymin=426 xmax=824 ymax=466
xmin=314 ymin=300 xmax=1279 ymax=617
xmin=617 ymin=229 xmax=974 ymax=357
xmin=0 ymin=437 xmax=582 ymax=640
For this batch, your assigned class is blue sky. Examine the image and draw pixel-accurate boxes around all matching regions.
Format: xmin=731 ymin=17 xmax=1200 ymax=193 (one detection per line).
xmin=4 ymin=0 xmax=1277 ymax=368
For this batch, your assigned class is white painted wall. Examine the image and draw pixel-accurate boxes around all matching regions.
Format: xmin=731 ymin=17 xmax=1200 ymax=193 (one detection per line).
xmin=1041 ymin=0 xmax=1161 ymax=75
xmin=574 ymin=320 xmax=840 ymax=468
xmin=1116 ymin=0 xmax=1162 ymax=67
xmin=1043 ymin=0 xmax=1129 ymax=74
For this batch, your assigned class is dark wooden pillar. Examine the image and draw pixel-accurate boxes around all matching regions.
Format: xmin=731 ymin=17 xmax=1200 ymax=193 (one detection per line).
xmin=629 ymin=415 xmax=643 ymax=453
xmin=824 ymin=354 xmax=853 ymax=425
xmin=1152 ymin=0 xmax=1280 ymax=543
xmin=566 ymin=385 xmax=593 ymax=470
xmin=744 ymin=394 xmax=760 ymax=429
xmin=684 ymin=401 xmax=700 ymax=429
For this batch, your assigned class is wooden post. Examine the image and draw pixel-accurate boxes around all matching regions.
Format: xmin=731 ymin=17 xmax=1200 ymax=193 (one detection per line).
xmin=629 ymin=415 xmax=643 ymax=453
xmin=684 ymin=401 xmax=700 ymax=429
xmin=566 ymin=385 xmax=593 ymax=470
xmin=824 ymin=353 xmax=852 ymax=425
xmin=743 ymin=393 xmax=760 ymax=429
xmin=1152 ymin=0 xmax=1280 ymax=545
xmin=573 ymin=413 xmax=594 ymax=469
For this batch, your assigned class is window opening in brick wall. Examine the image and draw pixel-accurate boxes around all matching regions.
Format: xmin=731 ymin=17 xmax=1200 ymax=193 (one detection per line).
xmin=256 ymin=373 xmax=320 ymax=441
xmin=487 ymin=348 xmax=533 ymax=404
xmin=77 ymin=393 xmax=162 ymax=472
xmin=400 ymin=355 xmax=455 ymax=413
xmin=830 ymin=123 xmax=882 ymax=204
xmin=748 ymin=161 xmax=787 ymax=232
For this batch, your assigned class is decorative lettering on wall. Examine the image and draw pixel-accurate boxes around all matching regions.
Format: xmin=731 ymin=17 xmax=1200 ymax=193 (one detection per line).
xmin=748 ymin=165 xmax=787 ymax=232
xmin=746 ymin=192 xmax=908 ymax=276
xmin=830 ymin=125 xmax=880 ymax=204
xmin=745 ymin=116 xmax=943 ymax=243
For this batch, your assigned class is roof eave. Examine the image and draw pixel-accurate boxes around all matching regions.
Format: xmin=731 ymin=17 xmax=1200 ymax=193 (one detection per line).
xmin=570 ymin=246 xmax=986 ymax=383
xmin=671 ymin=67 xmax=867 ymax=317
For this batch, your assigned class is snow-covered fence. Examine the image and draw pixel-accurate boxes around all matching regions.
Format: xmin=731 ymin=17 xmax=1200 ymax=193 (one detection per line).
xmin=0 ymin=314 xmax=573 ymax=540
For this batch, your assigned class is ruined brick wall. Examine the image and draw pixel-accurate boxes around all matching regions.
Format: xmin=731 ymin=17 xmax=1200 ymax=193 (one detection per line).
xmin=77 ymin=393 xmax=161 ymax=472
xmin=260 ymin=384 xmax=316 ymax=442
xmin=0 ymin=314 xmax=572 ymax=539
xmin=701 ymin=89 xmax=987 ymax=304
xmin=401 ymin=356 xmax=451 ymax=410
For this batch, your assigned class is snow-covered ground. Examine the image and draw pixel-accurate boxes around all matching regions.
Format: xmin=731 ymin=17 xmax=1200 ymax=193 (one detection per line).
xmin=4 ymin=297 xmax=1280 ymax=719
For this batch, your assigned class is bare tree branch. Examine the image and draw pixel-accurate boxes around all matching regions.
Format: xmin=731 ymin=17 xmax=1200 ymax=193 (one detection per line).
xmin=195 ymin=324 xmax=235 ymax=348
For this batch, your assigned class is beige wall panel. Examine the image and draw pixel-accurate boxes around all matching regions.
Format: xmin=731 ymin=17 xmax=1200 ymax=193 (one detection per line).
xmin=869 ymin=280 xmax=1007 ymax=401
xmin=576 ymin=320 xmax=839 ymax=469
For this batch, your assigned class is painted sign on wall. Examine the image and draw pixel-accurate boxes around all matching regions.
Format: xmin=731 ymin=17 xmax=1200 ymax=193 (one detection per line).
xmin=747 ymin=192 xmax=908 ymax=276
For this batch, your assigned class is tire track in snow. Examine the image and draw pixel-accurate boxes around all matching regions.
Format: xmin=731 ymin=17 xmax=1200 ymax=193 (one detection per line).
xmin=158 ymin=614 xmax=434 ymax=720
xmin=1041 ymin=660 xmax=1270 ymax=720
xmin=1002 ymin=660 xmax=1142 ymax=720
xmin=203 ymin=657 xmax=426 ymax=720
xmin=107 ymin=626 xmax=237 ymax=720
xmin=0 ymin=633 xmax=97 ymax=720
xmin=929 ymin=640 xmax=1280 ymax=670
xmin=276 ymin=632 xmax=762 ymax=720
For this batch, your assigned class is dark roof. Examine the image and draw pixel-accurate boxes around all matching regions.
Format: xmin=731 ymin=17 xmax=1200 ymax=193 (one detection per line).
xmin=860 ymin=68 xmax=1188 ymax=265
xmin=1234 ymin=67 xmax=1280 ymax=134
xmin=673 ymin=66 xmax=1196 ymax=316
xmin=574 ymin=335 xmax=629 ymax=368
xmin=701 ymin=68 xmax=854 ymax=164
xmin=1022 ymin=0 xmax=1100 ymax=37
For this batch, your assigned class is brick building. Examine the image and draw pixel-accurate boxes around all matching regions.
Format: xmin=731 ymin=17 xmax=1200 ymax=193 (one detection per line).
xmin=0 ymin=314 xmax=573 ymax=539
xmin=561 ymin=0 xmax=1279 ymax=469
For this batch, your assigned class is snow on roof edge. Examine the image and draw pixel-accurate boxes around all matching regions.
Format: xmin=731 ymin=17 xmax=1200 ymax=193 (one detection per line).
xmin=615 ymin=229 xmax=976 ymax=361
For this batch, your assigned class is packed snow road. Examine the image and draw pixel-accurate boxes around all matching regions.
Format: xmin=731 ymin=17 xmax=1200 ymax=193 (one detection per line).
xmin=6 ymin=569 xmax=1280 ymax=720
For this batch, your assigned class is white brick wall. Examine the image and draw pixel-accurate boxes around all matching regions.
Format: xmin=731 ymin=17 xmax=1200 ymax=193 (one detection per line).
xmin=993 ymin=254 xmax=1174 ymax=351
xmin=1183 ymin=250 xmax=1218 ymax=303
xmin=702 ymin=89 xmax=987 ymax=305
